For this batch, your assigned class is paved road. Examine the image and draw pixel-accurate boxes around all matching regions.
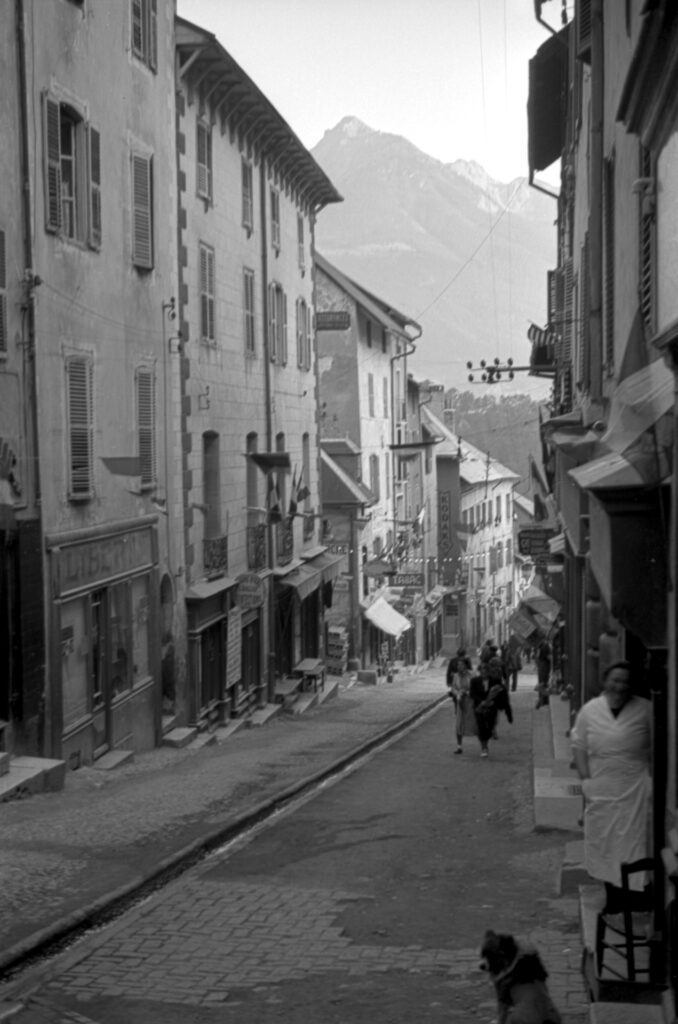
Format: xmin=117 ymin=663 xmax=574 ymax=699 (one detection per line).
xmin=0 ymin=681 xmax=589 ymax=1024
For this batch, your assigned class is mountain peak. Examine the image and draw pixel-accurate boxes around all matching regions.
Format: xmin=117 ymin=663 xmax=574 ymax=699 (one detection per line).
xmin=329 ymin=116 xmax=374 ymax=139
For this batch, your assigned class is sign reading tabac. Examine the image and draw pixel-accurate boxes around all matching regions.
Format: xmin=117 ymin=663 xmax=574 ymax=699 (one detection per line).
xmin=392 ymin=572 xmax=424 ymax=588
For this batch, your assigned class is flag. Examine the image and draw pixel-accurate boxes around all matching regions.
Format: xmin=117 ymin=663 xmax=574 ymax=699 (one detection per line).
xmin=296 ymin=466 xmax=310 ymax=503
xmin=288 ymin=466 xmax=298 ymax=521
xmin=267 ymin=474 xmax=282 ymax=523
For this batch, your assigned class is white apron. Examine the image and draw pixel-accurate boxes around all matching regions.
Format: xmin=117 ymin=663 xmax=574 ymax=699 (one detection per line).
xmin=571 ymin=695 xmax=651 ymax=889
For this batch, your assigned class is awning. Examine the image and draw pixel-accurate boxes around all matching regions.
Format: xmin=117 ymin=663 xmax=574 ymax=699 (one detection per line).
xmin=528 ymin=26 xmax=569 ymax=174
xmin=305 ymin=550 xmax=343 ymax=583
xmin=276 ymin=563 xmax=323 ymax=601
xmin=363 ymin=557 xmax=395 ymax=578
xmin=363 ymin=596 xmax=412 ymax=638
xmin=186 ymin=576 xmax=238 ymax=601
xmin=520 ymin=584 xmax=560 ymax=623
xmin=568 ymin=450 xmax=661 ymax=491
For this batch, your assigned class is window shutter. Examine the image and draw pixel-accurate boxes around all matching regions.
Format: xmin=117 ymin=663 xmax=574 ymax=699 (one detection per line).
xmin=132 ymin=153 xmax=153 ymax=269
xmin=578 ymin=235 xmax=590 ymax=388
xmin=268 ymin=283 xmax=277 ymax=362
xmin=67 ymin=357 xmax=93 ymax=497
xmin=87 ymin=125 xmax=102 ymax=249
xmin=576 ymin=0 xmax=592 ymax=62
xmin=281 ymin=291 xmax=288 ymax=364
xmin=136 ymin=368 xmax=156 ymax=487
xmin=305 ymin=304 xmax=312 ymax=370
xmin=43 ymin=92 xmax=62 ymax=233
xmin=131 ymin=0 xmax=144 ymax=58
xmin=242 ymin=161 xmax=253 ymax=230
xmin=639 ymin=147 xmax=655 ymax=336
xmin=603 ymin=157 xmax=615 ymax=369
xmin=561 ymin=257 xmax=574 ymax=362
xmin=197 ymin=123 xmax=211 ymax=199
xmin=199 ymin=244 xmax=215 ymax=341
xmin=0 ymin=230 xmax=6 ymax=353
xmin=148 ymin=0 xmax=158 ymax=70
xmin=299 ymin=296 xmax=307 ymax=368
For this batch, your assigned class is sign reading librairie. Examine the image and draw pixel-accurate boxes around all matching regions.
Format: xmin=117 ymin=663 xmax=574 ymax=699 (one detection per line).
xmin=316 ymin=311 xmax=350 ymax=331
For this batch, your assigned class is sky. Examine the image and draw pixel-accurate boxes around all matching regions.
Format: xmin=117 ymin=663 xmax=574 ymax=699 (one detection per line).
xmin=175 ymin=0 xmax=562 ymax=186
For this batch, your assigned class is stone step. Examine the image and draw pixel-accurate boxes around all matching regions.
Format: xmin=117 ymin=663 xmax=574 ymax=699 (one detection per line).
xmin=161 ymin=713 xmax=178 ymax=735
xmin=187 ymin=732 xmax=217 ymax=752
xmin=162 ymin=726 xmax=198 ymax=748
xmin=247 ymin=703 xmax=281 ymax=729
xmin=590 ymin=1001 xmax=664 ymax=1023
xmin=317 ymin=678 xmax=340 ymax=705
xmin=290 ymin=692 xmax=318 ymax=715
xmin=0 ymin=756 xmax=66 ymax=801
xmin=93 ymin=749 xmax=134 ymax=771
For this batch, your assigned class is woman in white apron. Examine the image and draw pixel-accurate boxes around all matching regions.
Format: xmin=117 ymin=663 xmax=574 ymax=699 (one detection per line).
xmin=570 ymin=661 xmax=652 ymax=911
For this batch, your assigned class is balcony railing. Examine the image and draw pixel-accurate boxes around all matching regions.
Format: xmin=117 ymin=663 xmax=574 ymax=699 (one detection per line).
xmin=247 ymin=524 xmax=267 ymax=571
xmin=203 ymin=534 xmax=228 ymax=576
xmin=276 ymin=519 xmax=294 ymax=566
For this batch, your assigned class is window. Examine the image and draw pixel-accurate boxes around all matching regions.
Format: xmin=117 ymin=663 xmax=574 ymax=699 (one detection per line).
xmin=384 ymin=453 xmax=390 ymax=500
xmin=297 ymin=214 xmax=305 ymax=272
xmin=244 ymin=268 xmax=255 ymax=355
xmin=296 ymin=297 xmax=310 ymax=369
xmin=495 ymin=496 xmax=501 ymax=521
xmin=199 ymin=243 xmax=215 ymax=343
xmin=381 ymin=328 xmax=387 ymax=353
xmin=131 ymin=0 xmax=157 ymax=71
xmin=66 ymin=356 xmax=94 ymax=499
xmin=136 ymin=367 xmax=156 ymax=489
xmin=383 ymin=377 xmax=388 ymax=418
xmin=505 ymin=493 xmax=511 ymax=521
xmin=506 ymin=538 xmax=512 ymax=563
xmin=196 ymin=120 xmax=212 ymax=201
xmin=43 ymin=93 xmax=101 ymax=247
xmin=202 ymin=432 xmax=220 ymax=538
xmin=365 ymin=319 xmax=372 ymax=347
xmin=270 ymin=187 xmax=281 ymax=251
xmin=368 ymin=373 xmax=375 ymax=416
xmin=131 ymin=152 xmax=153 ymax=268
xmin=0 ymin=230 xmax=6 ymax=354
xmin=268 ymin=282 xmax=287 ymax=364
xmin=496 ymin=542 xmax=503 ymax=569
xmin=369 ymin=454 xmax=380 ymax=500
xmin=242 ymin=159 xmax=253 ymax=233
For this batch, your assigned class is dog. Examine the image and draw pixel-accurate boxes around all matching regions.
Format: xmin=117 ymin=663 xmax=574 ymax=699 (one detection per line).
xmin=479 ymin=930 xmax=563 ymax=1024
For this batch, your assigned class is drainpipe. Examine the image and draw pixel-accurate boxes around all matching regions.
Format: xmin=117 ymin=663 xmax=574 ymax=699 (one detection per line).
xmin=259 ymin=158 xmax=275 ymax=707
xmin=588 ymin=0 xmax=604 ymax=398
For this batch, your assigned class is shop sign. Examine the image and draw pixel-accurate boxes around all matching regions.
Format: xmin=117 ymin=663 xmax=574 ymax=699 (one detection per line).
xmin=226 ymin=606 xmax=242 ymax=683
xmin=316 ymin=311 xmax=351 ymax=331
xmin=57 ymin=527 xmax=154 ymax=594
xmin=326 ymin=542 xmax=349 ymax=555
xmin=439 ymin=491 xmax=452 ymax=555
xmin=517 ymin=528 xmax=556 ymax=564
xmin=237 ymin=572 xmax=265 ymax=609
xmin=392 ymin=572 xmax=424 ymax=588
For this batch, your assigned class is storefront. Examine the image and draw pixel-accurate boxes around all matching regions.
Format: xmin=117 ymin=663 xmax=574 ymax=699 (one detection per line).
xmin=47 ymin=515 xmax=161 ymax=769
xmin=274 ymin=551 xmax=343 ymax=676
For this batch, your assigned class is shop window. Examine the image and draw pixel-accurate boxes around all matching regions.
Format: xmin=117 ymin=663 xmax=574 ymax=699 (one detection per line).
xmin=61 ymin=597 xmax=89 ymax=728
xmin=132 ymin=575 xmax=150 ymax=681
xmin=110 ymin=582 xmax=132 ymax=697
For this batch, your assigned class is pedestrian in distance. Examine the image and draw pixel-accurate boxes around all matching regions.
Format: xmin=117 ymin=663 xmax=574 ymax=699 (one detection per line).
xmin=446 ymin=648 xmax=475 ymax=754
xmin=470 ymin=660 xmax=513 ymax=758
xmin=506 ymin=639 xmax=522 ymax=693
xmin=570 ymin=661 xmax=652 ymax=913
xmin=535 ymin=638 xmax=552 ymax=708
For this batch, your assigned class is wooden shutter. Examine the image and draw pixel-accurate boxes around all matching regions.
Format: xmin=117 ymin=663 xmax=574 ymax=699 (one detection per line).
xmin=132 ymin=153 xmax=153 ymax=268
xmin=136 ymin=368 xmax=156 ymax=487
xmin=43 ymin=92 xmax=62 ymax=233
xmin=578 ymin=235 xmax=590 ymax=388
xmin=199 ymin=244 xmax=215 ymax=341
xmin=0 ymin=230 xmax=6 ymax=353
xmin=131 ymin=0 xmax=144 ymax=58
xmin=576 ymin=0 xmax=592 ymax=62
xmin=296 ymin=299 xmax=304 ymax=367
xmin=242 ymin=161 xmax=253 ymax=231
xmin=87 ymin=125 xmax=102 ymax=249
xmin=306 ymin=304 xmax=312 ymax=370
xmin=639 ymin=147 xmax=655 ymax=335
xmin=197 ymin=122 xmax=211 ymax=199
xmin=562 ymin=257 xmax=574 ymax=362
xmin=67 ymin=357 xmax=93 ymax=497
xmin=243 ymin=269 xmax=255 ymax=354
xmin=148 ymin=0 xmax=158 ymax=70
xmin=281 ymin=291 xmax=288 ymax=364
xmin=268 ymin=283 xmax=277 ymax=361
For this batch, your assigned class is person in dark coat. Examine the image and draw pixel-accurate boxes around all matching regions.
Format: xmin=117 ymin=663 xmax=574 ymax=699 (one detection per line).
xmin=446 ymin=648 xmax=475 ymax=754
xmin=470 ymin=660 xmax=513 ymax=758
xmin=536 ymin=639 xmax=552 ymax=708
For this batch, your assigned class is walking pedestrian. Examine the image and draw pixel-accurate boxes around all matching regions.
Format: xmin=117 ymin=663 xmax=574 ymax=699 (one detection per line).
xmin=570 ymin=661 xmax=652 ymax=912
xmin=535 ymin=638 xmax=552 ymax=708
xmin=447 ymin=648 xmax=475 ymax=754
xmin=470 ymin=660 xmax=513 ymax=758
xmin=506 ymin=639 xmax=522 ymax=693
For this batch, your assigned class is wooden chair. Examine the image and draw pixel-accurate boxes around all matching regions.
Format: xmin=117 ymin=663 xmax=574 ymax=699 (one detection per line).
xmin=595 ymin=858 xmax=659 ymax=982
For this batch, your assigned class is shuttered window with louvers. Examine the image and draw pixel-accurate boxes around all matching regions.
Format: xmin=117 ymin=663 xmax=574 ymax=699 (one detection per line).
xmin=132 ymin=153 xmax=153 ymax=269
xmin=66 ymin=357 xmax=94 ymax=499
xmin=199 ymin=243 xmax=215 ymax=342
xmin=136 ymin=367 xmax=156 ymax=488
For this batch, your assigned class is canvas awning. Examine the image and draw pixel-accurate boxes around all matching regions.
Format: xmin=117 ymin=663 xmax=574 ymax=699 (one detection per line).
xmin=276 ymin=563 xmax=323 ymax=601
xmin=305 ymin=550 xmax=343 ymax=583
xmin=363 ymin=596 xmax=412 ymax=638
